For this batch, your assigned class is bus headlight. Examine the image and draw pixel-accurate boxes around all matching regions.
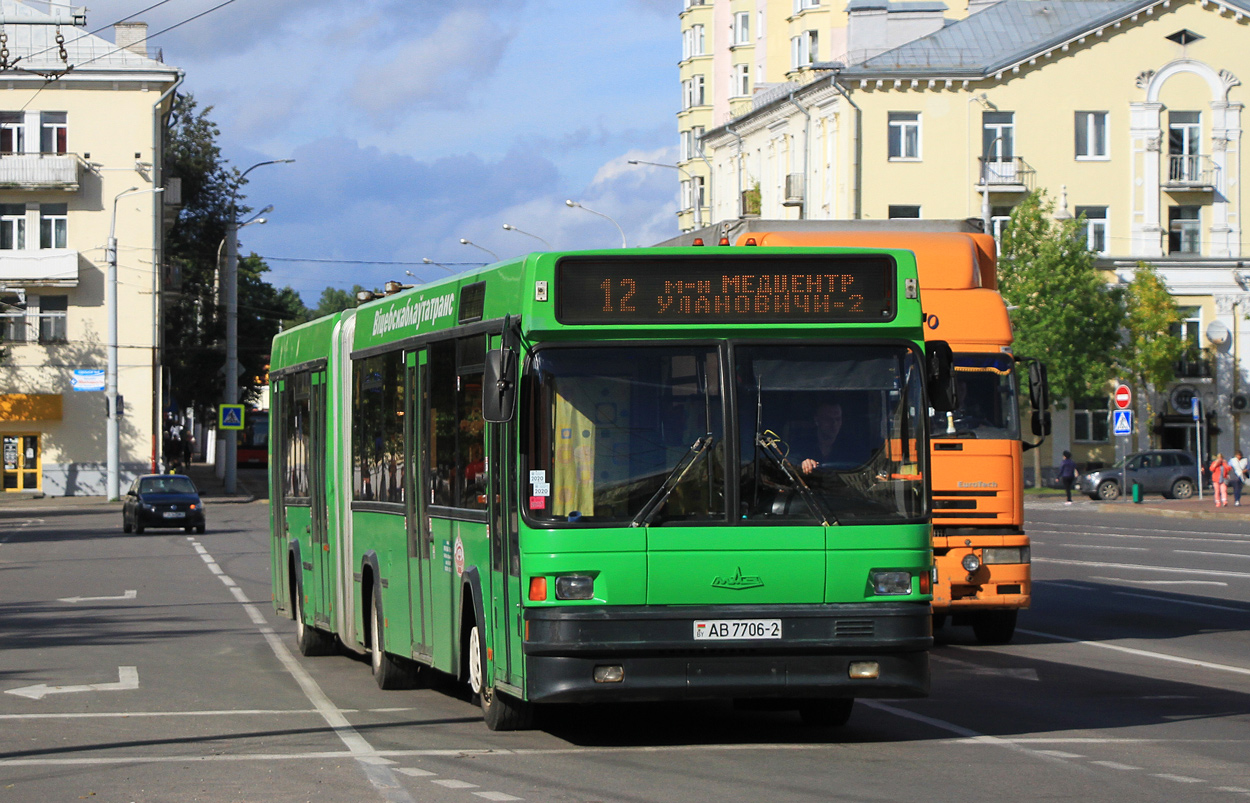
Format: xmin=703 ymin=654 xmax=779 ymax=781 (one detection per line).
xmin=961 ymin=553 xmax=981 ymax=573
xmin=983 ymin=547 xmax=1030 ymax=565
xmin=870 ymin=571 xmax=912 ymax=595
xmin=555 ymin=575 xmax=594 ymax=600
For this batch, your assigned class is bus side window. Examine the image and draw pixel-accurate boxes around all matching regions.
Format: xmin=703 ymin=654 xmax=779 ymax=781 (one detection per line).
xmin=429 ymin=341 xmax=456 ymax=507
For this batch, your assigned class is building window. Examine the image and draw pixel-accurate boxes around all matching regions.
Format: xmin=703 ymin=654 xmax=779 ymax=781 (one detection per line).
xmin=0 ymin=204 xmax=25 ymax=250
xmin=40 ymin=112 xmax=66 ymax=154
xmin=888 ymin=112 xmax=921 ymax=160
xmin=37 ymin=295 xmax=67 ymax=344
xmin=1075 ymin=206 xmax=1107 ymax=254
xmin=680 ymin=126 xmax=705 ymax=162
xmin=1073 ymin=395 xmax=1110 ymax=443
xmin=39 ymin=203 xmax=67 ymax=249
xmin=683 ymin=76 xmax=705 ymax=109
xmin=734 ymin=11 xmax=750 ymax=44
xmin=793 ymin=0 xmax=821 ymax=11
xmin=990 ymin=205 xmax=1014 ymax=253
xmin=683 ymin=24 xmax=705 ymax=59
xmin=734 ymin=63 xmax=751 ymax=97
xmin=683 ymin=176 xmax=706 ymax=211
xmin=1168 ymin=206 xmax=1200 ymax=254
xmin=0 ymin=292 xmax=25 ymax=344
xmin=0 ymin=112 xmax=23 ymax=154
xmin=1074 ymin=111 xmax=1108 ymax=159
xmin=1168 ymin=110 xmax=1201 ymax=182
xmin=791 ymin=30 xmax=817 ymax=68
xmin=888 ymin=205 xmax=921 ymax=219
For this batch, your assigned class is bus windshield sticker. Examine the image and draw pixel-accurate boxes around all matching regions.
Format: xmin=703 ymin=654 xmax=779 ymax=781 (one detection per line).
xmin=555 ymin=255 xmax=895 ymax=325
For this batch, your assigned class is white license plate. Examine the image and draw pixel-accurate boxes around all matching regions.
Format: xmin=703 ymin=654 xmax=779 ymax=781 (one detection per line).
xmin=693 ymin=619 xmax=782 ymax=640
xmin=162 ymin=511 xmax=186 ymax=519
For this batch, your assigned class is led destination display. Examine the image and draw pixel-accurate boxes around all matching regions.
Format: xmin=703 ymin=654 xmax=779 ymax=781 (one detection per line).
xmin=555 ymin=255 xmax=896 ymax=325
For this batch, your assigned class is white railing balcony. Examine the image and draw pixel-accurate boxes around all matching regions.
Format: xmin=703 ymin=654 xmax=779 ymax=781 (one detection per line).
xmin=0 ymin=153 xmax=83 ymax=191
xmin=783 ymin=173 xmax=805 ymax=207
xmin=1165 ymin=154 xmax=1218 ymax=190
xmin=0 ymin=249 xmax=79 ymax=285
xmin=977 ymin=157 xmax=1036 ymax=192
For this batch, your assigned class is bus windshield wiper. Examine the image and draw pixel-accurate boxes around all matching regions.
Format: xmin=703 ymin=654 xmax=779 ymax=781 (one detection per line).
xmin=755 ymin=433 xmax=837 ymax=526
xmin=630 ymin=434 xmax=714 ymax=528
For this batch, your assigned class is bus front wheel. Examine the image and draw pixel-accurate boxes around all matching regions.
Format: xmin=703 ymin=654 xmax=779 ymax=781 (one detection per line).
xmin=468 ymin=624 xmax=533 ymax=731
xmin=370 ymin=591 xmax=416 ymax=690
xmin=293 ymin=580 xmax=335 ymax=657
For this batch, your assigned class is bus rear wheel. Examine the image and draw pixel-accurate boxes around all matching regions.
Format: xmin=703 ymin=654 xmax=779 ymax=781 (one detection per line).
xmin=370 ymin=591 xmax=415 ymax=690
xmin=293 ymin=580 xmax=335 ymax=657
xmin=468 ymin=624 xmax=533 ymax=731
xmin=798 ymin=698 xmax=854 ymax=727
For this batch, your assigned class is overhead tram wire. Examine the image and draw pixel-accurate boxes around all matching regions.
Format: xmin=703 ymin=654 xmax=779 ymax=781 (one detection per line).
xmin=7 ymin=0 xmax=182 ymax=68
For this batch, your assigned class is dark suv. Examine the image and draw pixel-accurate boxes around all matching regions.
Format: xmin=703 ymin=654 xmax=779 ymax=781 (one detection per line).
xmin=1079 ymin=450 xmax=1199 ymax=501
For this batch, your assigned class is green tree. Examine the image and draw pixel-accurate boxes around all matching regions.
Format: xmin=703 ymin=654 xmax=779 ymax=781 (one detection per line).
xmin=1120 ymin=263 xmax=1184 ymax=429
xmin=998 ymin=191 xmax=1124 ymax=402
xmin=310 ymin=285 xmax=367 ymax=319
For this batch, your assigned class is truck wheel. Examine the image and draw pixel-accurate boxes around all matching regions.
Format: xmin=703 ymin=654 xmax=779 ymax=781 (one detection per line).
xmin=1096 ymin=480 xmax=1120 ymax=501
xmin=370 ymin=591 xmax=415 ymax=690
xmin=971 ymin=610 xmax=1018 ymax=645
xmin=798 ymin=698 xmax=854 ymax=727
xmin=293 ymin=579 xmax=335 ymax=656
xmin=470 ymin=623 xmax=533 ymax=731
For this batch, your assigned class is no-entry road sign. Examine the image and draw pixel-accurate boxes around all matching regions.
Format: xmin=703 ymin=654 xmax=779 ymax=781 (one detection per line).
xmin=1114 ymin=384 xmax=1132 ymax=409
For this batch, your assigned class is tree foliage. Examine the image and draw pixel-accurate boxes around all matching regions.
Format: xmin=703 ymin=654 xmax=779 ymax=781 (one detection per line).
xmin=998 ymin=191 xmax=1124 ymax=402
xmin=163 ymin=94 xmax=307 ymax=414
xmin=309 ymin=285 xmax=366 ymax=320
xmin=1119 ymin=263 xmax=1184 ymax=411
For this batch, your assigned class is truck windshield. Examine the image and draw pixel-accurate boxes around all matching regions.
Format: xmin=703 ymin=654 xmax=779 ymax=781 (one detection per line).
xmin=524 ymin=346 xmax=725 ymax=525
xmin=736 ymin=344 xmax=928 ymax=525
xmin=930 ymin=353 xmax=1020 ymax=440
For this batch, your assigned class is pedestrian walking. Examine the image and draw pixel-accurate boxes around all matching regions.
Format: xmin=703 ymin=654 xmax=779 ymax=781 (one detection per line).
xmin=1229 ymin=450 xmax=1249 ymax=507
xmin=1058 ymin=450 xmax=1078 ymax=505
xmin=1210 ymin=452 xmax=1231 ymax=507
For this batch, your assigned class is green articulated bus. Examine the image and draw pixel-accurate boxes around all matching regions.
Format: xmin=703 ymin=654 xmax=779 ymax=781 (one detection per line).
xmin=269 ymin=246 xmax=957 ymax=730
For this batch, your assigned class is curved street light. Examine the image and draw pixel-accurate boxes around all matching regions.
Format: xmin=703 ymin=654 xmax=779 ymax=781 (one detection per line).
xmin=421 ymin=257 xmax=457 ymax=274
xmin=502 ymin=223 xmax=552 ymax=248
xmin=628 ymin=160 xmax=700 ymax=228
xmin=565 ymin=199 xmax=627 ymax=248
xmin=459 ymin=238 xmax=499 ymax=261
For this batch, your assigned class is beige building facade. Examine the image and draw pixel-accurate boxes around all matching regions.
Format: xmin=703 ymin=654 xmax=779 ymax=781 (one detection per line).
xmin=694 ymin=0 xmax=1250 ymax=476
xmin=0 ymin=1 xmax=181 ymax=495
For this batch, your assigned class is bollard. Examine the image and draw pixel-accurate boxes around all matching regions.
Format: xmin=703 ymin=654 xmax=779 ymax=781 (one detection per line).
xmin=1132 ymin=482 xmax=1142 ymax=503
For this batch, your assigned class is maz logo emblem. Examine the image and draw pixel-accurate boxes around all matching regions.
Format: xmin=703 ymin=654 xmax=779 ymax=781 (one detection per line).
xmin=712 ymin=567 xmax=764 ymax=590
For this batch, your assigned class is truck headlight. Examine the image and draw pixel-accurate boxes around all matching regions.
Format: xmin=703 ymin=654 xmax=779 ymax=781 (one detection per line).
xmin=961 ymin=553 xmax=981 ymax=573
xmin=870 ymin=571 xmax=912 ymax=595
xmin=983 ymin=547 xmax=1030 ymax=564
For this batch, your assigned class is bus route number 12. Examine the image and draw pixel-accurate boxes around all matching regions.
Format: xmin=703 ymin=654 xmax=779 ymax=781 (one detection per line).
xmin=600 ymin=278 xmax=636 ymax=313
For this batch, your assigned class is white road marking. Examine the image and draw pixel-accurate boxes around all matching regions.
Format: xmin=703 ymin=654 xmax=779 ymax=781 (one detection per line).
xmin=1034 ymin=557 xmax=1250 ymax=580
xmin=1030 ymin=522 xmax=1250 ymax=539
xmin=1018 ymin=628 xmax=1250 ymax=677
xmin=474 ymin=793 xmax=524 ymax=801
xmin=1096 ymin=578 xmax=1228 ymax=587
xmin=57 ymin=590 xmax=137 ymax=603
xmin=0 ymin=708 xmax=340 ymax=720
xmin=1061 ymin=545 xmax=1150 ymax=552
xmin=433 ymin=779 xmax=479 ymax=789
xmin=861 ymin=701 xmax=1078 ymax=766
xmin=1042 ymin=581 xmax=1096 ymax=591
xmin=1035 ymin=750 xmax=1085 ymax=758
xmin=1176 ymin=549 xmax=1250 ymax=560
xmin=396 ymin=768 xmax=436 ymax=777
xmin=1153 ymin=774 xmax=1205 ymax=784
xmin=1091 ymin=761 xmax=1141 ymax=770
xmin=1114 ymin=591 xmax=1247 ymax=613
xmin=5 ymin=666 xmax=139 ymax=700
xmin=931 ymin=654 xmax=1039 ymax=681
xmin=1217 ymin=787 xmax=1250 ymax=794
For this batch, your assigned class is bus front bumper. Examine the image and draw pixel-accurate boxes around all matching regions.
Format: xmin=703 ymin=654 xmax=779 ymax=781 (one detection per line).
xmin=522 ymin=602 xmax=931 ymax=704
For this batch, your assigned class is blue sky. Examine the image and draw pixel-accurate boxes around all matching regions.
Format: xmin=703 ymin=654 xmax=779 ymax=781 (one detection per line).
xmin=91 ymin=0 xmax=682 ymax=304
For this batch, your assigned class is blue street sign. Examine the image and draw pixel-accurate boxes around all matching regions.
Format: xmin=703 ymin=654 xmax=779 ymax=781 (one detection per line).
xmin=219 ymin=404 xmax=245 ymax=430
xmin=1113 ymin=409 xmax=1133 ymax=436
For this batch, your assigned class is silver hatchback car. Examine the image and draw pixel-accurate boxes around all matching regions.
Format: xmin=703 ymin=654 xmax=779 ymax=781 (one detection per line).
xmin=1080 ymin=450 xmax=1199 ymax=501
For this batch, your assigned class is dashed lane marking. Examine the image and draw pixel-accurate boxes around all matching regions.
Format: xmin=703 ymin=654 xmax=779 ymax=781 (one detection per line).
xmin=1091 ymin=761 xmax=1141 ymax=771
xmin=1017 ymin=628 xmax=1250 ymax=677
xmin=1114 ymin=591 xmax=1246 ymax=612
xmin=432 ymin=780 xmax=479 ymax=789
xmin=1152 ymin=774 xmax=1206 ymax=784
xmin=1033 ymin=557 xmax=1250 ymax=580
xmin=474 ymin=793 xmax=524 ymax=801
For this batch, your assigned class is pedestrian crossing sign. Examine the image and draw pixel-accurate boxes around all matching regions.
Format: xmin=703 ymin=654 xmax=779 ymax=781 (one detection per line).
xmin=1112 ymin=409 xmax=1132 ymax=436
xmin=219 ymin=404 xmax=245 ymax=431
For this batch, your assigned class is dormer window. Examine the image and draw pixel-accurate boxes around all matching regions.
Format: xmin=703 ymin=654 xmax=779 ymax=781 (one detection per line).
xmin=1166 ymin=29 xmax=1203 ymax=45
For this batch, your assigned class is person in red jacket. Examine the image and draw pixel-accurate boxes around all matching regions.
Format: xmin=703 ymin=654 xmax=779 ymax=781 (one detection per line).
xmin=1210 ymin=453 xmax=1231 ymax=507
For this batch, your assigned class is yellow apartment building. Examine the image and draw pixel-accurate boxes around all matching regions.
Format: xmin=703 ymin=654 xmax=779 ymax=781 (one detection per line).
xmin=0 ymin=1 xmax=181 ymax=495
xmin=693 ymin=0 xmax=1249 ymax=477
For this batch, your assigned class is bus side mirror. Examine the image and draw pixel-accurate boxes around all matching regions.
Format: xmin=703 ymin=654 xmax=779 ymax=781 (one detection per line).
xmin=483 ymin=348 xmax=517 ymax=423
xmin=926 ymin=340 xmax=959 ymax=412
xmin=1027 ymin=361 xmax=1051 ymax=437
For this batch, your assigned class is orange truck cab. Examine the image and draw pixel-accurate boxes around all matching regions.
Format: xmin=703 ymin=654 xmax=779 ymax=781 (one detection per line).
xmin=735 ymin=230 xmax=1049 ymax=644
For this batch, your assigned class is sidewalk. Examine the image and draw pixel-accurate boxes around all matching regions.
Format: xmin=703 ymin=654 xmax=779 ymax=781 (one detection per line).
xmin=1025 ymin=489 xmax=1250 ymax=521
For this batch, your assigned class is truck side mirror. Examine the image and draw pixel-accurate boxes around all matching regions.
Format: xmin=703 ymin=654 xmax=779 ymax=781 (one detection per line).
xmin=926 ymin=340 xmax=959 ymax=412
xmin=1026 ymin=361 xmax=1051 ymax=437
xmin=482 ymin=348 xmax=517 ymax=423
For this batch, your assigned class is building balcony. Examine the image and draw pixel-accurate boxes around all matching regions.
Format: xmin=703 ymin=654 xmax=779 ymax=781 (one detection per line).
xmin=0 ymin=153 xmax=83 ymax=191
xmin=1164 ymin=154 xmax=1218 ymax=192
xmin=782 ymin=173 xmax=805 ymax=207
xmin=0 ymin=249 xmax=79 ymax=286
xmin=976 ymin=157 xmax=1035 ymax=193
xmin=1174 ymin=352 xmax=1213 ymax=379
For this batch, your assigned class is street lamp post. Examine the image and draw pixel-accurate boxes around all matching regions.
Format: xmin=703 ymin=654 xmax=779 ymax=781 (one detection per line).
xmin=565 ymin=199 xmax=627 ymax=248
xmin=502 ymin=223 xmax=552 ymax=248
xmin=459 ymin=238 xmax=499 ymax=261
xmin=107 ymin=186 xmax=163 ymax=501
xmin=421 ymin=257 xmax=457 ymax=274
xmin=223 ymin=159 xmax=293 ymax=495
xmin=627 ymin=160 xmax=699 ymax=228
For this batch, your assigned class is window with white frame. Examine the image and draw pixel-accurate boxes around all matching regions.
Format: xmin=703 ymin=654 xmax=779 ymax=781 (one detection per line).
xmin=39 ymin=203 xmax=67 ymax=249
xmin=0 ymin=204 xmax=25 ymax=250
xmin=1168 ymin=205 xmax=1200 ymax=254
xmin=734 ymin=11 xmax=750 ymax=44
xmin=1073 ymin=395 xmax=1110 ymax=443
xmin=37 ymin=295 xmax=67 ymax=344
xmin=40 ymin=112 xmax=66 ymax=154
xmin=0 ymin=293 xmax=25 ymax=344
xmin=1074 ymin=111 xmax=1108 ymax=159
xmin=682 ymin=76 xmax=705 ymax=109
xmin=680 ymin=126 xmax=705 ymax=162
xmin=990 ymin=205 xmax=1014 ymax=252
xmin=0 ymin=112 xmax=24 ymax=154
xmin=888 ymin=112 xmax=921 ymax=160
xmin=793 ymin=0 xmax=821 ymax=11
xmin=682 ymin=25 xmax=705 ymax=59
xmin=684 ymin=175 xmax=706 ymax=210
xmin=734 ymin=63 xmax=751 ymax=97
xmin=1074 ymin=206 xmax=1107 ymax=254
xmin=791 ymin=31 xmax=817 ymax=68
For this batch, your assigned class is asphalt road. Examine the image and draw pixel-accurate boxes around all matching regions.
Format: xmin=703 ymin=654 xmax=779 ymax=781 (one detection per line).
xmin=1 ymin=498 xmax=1248 ymax=802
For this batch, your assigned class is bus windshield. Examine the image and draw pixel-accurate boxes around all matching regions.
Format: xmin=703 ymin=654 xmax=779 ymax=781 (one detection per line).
xmin=524 ymin=342 xmax=926 ymax=526
xmin=930 ymin=353 xmax=1020 ymax=440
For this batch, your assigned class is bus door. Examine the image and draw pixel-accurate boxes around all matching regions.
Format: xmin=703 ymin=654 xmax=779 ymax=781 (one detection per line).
xmin=487 ymin=342 xmax=522 ymax=687
xmin=309 ymin=369 xmax=333 ymax=628
xmin=406 ymin=349 xmax=432 ymax=661
xmin=271 ymin=379 xmax=289 ymax=613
